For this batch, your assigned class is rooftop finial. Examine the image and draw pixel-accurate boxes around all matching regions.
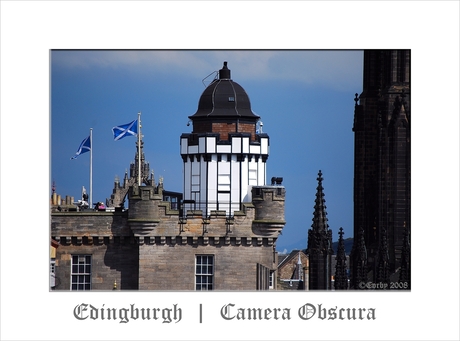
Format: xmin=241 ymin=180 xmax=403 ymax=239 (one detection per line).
xmin=219 ymin=61 xmax=231 ymax=79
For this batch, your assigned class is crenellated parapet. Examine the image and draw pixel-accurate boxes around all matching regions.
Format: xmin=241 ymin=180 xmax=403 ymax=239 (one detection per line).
xmin=51 ymin=210 xmax=130 ymax=241
xmin=52 ymin=183 xmax=285 ymax=242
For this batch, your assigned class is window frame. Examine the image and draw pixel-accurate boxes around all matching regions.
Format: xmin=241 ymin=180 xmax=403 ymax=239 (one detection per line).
xmin=269 ymin=270 xmax=275 ymax=289
xmin=70 ymin=254 xmax=92 ymax=291
xmin=195 ymin=255 xmax=214 ymax=291
xmin=50 ymin=258 xmax=56 ymax=288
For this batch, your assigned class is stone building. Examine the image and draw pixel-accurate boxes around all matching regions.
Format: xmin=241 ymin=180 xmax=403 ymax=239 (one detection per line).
xmin=350 ymin=50 xmax=411 ymax=289
xmin=277 ymin=250 xmax=308 ymax=290
xmin=51 ymin=62 xmax=286 ymax=291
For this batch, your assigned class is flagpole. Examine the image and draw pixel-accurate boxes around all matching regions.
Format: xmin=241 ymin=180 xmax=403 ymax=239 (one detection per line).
xmin=138 ymin=112 xmax=141 ymax=186
xmin=90 ymin=128 xmax=93 ymax=208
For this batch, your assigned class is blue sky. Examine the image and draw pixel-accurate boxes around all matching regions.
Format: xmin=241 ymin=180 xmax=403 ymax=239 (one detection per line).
xmin=51 ymin=50 xmax=363 ymax=252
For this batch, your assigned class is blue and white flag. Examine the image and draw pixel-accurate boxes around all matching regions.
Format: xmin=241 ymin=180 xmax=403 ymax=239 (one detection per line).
xmin=70 ymin=135 xmax=91 ymax=160
xmin=112 ymin=119 xmax=138 ymax=141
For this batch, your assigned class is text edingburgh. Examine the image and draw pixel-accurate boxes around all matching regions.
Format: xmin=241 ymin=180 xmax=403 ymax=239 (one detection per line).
xmin=73 ymin=303 xmax=182 ymax=324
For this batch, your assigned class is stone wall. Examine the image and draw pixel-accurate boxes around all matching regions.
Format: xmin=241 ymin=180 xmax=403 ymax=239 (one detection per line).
xmin=51 ymin=183 xmax=285 ymax=291
xmin=53 ymin=240 xmax=139 ymax=290
xmin=138 ymin=242 xmax=275 ymax=290
xmin=51 ymin=212 xmax=130 ymax=238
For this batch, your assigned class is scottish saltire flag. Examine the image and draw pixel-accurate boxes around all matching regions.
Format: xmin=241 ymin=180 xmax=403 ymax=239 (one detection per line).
xmin=112 ymin=119 xmax=138 ymax=141
xmin=70 ymin=135 xmax=91 ymax=160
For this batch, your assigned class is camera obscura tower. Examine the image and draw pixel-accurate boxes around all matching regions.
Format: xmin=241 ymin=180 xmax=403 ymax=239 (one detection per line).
xmin=180 ymin=62 xmax=269 ymax=216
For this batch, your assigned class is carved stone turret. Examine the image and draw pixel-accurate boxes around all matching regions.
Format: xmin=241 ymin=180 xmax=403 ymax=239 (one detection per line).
xmin=128 ymin=184 xmax=162 ymax=236
xmin=251 ymin=185 xmax=286 ymax=236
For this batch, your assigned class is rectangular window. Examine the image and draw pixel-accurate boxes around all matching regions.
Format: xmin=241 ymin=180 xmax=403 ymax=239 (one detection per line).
xmin=170 ymin=197 xmax=178 ymax=210
xmin=50 ymin=258 xmax=56 ymax=288
xmin=269 ymin=270 xmax=275 ymax=289
xmin=50 ymin=258 xmax=56 ymax=274
xmin=195 ymin=255 xmax=214 ymax=290
xmin=71 ymin=255 xmax=92 ymax=291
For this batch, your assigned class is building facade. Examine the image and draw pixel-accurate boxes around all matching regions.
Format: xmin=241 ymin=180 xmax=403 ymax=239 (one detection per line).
xmin=51 ymin=62 xmax=286 ymax=291
xmin=350 ymin=50 xmax=411 ymax=289
xmin=277 ymin=250 xmax=309 ymax=290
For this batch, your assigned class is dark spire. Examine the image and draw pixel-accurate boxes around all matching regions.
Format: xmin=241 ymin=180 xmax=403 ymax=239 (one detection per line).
xmin=311 ymin=170 xmax=328 ymax=232
xmin=306 ymin=170 xmax=334 ymax=290
xmin=334 ymin=227 xmax=348 ymax=290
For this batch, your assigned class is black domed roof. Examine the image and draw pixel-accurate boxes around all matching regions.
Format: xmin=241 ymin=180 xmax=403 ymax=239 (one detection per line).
xmin=189 ymin=62 xmax=259 ymax=120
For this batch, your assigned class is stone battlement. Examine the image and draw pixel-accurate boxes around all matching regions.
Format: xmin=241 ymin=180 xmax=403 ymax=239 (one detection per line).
xmin=51 ymin=185 xmax=285 ymax=241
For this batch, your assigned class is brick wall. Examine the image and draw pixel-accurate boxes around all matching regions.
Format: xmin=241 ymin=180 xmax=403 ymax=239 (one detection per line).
xmin=192 ymin=120 xmax=256 ymax=141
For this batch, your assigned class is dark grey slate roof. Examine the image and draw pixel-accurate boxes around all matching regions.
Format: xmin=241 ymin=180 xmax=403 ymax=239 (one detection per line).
xmin=189 ymin=62 xmax=259 ymax=120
